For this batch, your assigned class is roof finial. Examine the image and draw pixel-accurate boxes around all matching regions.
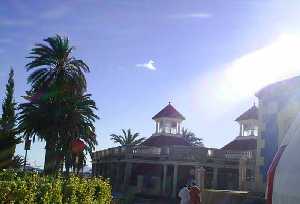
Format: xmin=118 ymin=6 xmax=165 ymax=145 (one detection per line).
xmin=168 ymin=101 xmax=171 ymax=105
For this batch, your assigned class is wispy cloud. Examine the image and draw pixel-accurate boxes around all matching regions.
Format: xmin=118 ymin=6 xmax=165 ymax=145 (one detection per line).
xmin=170 ymin=12 xmax=212 ymax=19
xmin=136 ymin=60 xmax=156 ymax=71
xmin=0 ymin=18 xmax=34 ymax=26
xmin=40 ymin=5 xmax=70 ymax=20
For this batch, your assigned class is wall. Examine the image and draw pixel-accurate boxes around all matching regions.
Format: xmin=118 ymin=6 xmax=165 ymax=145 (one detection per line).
xmin=255 ymin=76 xmax=300 ymax=192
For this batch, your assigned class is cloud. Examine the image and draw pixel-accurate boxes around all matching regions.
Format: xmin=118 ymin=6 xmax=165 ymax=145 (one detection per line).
xmin=136 ymin=60 xmax=156 ymax=71
xmin=170 ymin=12 xmax=212 ymax=19
xmin=0 ymin=18 xmax=34 ymax=26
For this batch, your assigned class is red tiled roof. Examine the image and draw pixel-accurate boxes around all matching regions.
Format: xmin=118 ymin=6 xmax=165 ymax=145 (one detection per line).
xmin=152 ymin=103 xmax=185 ymax=120
xmin=142 ymin=135 xmax=190 ymax=147
xmin=221 ymin=138 xmax=257 ymax=151
xmin=235 ymin=105 xmax=258 ymax=121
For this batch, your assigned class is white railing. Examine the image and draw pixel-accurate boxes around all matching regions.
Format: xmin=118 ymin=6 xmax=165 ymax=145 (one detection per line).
xmin=132 ymin=146 xmax=162 ymax=156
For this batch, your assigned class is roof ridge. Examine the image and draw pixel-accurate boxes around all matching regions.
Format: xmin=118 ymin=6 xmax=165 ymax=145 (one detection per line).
xmin=152 ymin=103 xmax=185 ymax=120
xmin=235 ymin=105 xmax=258 ymax=121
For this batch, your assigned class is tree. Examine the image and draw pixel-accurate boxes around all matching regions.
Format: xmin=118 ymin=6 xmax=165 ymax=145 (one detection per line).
xmin=71 ymin=151 xmax=86 ymax=174
xmin=10 ymin=155 xmax=25 ymax=169
xmin=110 ymin=129 xmax=145 ymax=147
xmin=181 ymin=128 xmax=204 ymax=147
xmin=18 ymin=93 xmax=99 ymax=174
xmin=0 ymin=68 xmax=20 ymax=169
xmin=18 ymin=35 xmax=98 ymax=174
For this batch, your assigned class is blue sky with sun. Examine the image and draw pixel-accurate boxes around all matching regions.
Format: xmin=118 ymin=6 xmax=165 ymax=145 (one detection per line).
xmin=1 ymin=0 xmax=300 ymax=168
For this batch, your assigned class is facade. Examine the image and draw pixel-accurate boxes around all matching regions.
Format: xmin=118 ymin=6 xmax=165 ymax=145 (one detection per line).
xmin=221 ymin=104 xmax=258 ymax=191
xmin=255 ymin=76 xmax=300 ymax=192
xmin=92 ymin=103 xmax=258 ymax=197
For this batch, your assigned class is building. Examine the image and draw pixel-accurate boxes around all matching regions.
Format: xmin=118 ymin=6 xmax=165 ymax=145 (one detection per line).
xmin=221 ymin=104 xmax=258 ymax=191
xmin=255 ymin=76 xmax=300 ymax=192
xmin=92 ymin=103 xmax=258 ymax=197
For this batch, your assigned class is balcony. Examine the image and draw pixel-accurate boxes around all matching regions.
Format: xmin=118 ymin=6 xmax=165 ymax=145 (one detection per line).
xmin=93 ymin=145 xmax=227 ymax=162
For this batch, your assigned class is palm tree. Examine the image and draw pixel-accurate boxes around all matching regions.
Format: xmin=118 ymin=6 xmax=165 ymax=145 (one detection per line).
xmin=110 ymin=129 xmax=145 ymax=147
xmin=71 ymin=151 xmax=86 ymax=174
xmin=182 ymin=128 xmax=204 ymax=147
xmin=18 ymin=35 xmax=98 ymax=174
xmin=18 ymin=92 xmax=98 ymax=174
xmin=26 ymin=35 xmax=89 ymax=95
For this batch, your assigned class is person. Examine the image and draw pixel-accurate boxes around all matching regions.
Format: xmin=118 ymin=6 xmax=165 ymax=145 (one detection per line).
xmin=178 ymin=185 xmax=190 ymax=204
xmin=189 ymin=184 xmax=202 ymax=204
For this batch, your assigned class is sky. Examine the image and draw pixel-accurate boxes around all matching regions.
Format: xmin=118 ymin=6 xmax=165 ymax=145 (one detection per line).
xmin=1 ymin=0 xmax=300 ymax=168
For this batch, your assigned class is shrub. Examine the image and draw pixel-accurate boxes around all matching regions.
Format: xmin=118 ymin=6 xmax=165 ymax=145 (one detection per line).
xmin=0 ymin=170 xmax=111 ymax=204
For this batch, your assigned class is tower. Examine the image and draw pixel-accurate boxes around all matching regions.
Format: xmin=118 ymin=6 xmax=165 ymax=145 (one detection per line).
xmin=152 ymin=102 xmax=185 ymax=136
xmin=235 ymin=103 xmax=259 ymax=138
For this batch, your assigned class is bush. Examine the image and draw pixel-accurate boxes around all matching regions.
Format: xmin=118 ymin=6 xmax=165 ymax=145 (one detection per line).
xmin=0 ymin=170 xmax=112 ymax=204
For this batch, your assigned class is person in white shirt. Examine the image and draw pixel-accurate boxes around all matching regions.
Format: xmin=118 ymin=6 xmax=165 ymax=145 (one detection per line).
xmin=178 ymin=186 xmax=190 ymax=204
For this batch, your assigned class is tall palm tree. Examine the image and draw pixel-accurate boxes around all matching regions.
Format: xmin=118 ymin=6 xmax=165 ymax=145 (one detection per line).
xmin=18 ymin=35 xmax=98 ymax=174
xmin=26 ymin=35 xmax=89 ymax=95
xmin=181 ymin=128 xmax=204 ymax=147
xmin=110 ymin=129 xmax=145 ymax=147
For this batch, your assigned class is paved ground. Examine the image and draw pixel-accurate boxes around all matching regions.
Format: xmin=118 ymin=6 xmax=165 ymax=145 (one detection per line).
xmin=134 ymin=197 xmax=177 ymax=204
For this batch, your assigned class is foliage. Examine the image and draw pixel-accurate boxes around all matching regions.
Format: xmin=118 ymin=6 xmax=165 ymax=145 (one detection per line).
xmin=10 ymin=155 xmax=25 ymax=169
xmin=70 ymin=151 xmax=86 ymax=174
xmin=181 ymin=128 xmax=204 ymax=147
xmin=0 ymin=170 xmax=112 ymax=204
xmin=110 ymin=129 xmax=145 ymax=147
xmin=26 ymin=35 xmax=89 ymax=95
xmin=18 ymin=35 xmax=98 ymax=174
xmin=0 ymin=68 xmax=21 ymax=169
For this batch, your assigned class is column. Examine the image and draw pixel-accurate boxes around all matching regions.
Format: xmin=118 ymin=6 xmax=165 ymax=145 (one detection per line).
xmin=156 ymin=122 xmax=158 ymax=133
xmin=162 ymin=164 xmax=167 ymax=195
xmin=195 ymin=166 xmax=206 ymax=189
xmin=239 ymin=123 xmax=243 ymax=136
xmin=212 ymin=168 xmax=218 ymax=189
xmin=172 ymin=164 xmax=178 ymax=198
xmin=116 ymin=163 xmax=120 ymax=184
xmin=239 ymin=157 xmax=247 ymax=190
xmin=124 ymin=162 xmax=133 ymax=185
xmin=241 ymin=124 xmax=244 ymax=136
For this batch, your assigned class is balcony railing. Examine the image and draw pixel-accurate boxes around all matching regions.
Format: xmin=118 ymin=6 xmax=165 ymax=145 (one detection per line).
xmin=92 ymin=145 xmax=229 ymax=162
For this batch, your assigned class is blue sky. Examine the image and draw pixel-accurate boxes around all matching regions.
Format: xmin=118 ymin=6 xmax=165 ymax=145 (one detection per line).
xmin=1 ymin=0 xmax=300 ymax=168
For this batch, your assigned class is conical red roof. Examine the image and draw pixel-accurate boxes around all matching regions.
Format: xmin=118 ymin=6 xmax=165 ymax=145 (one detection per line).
xmin=221 ymin=138 xmax=257 ymax=151
xmin=235 ymin=105 xmax=258 ymax=121
xmin=152 ymin=103 xmax=185 ymax=120
xmin=142 ymin=135 xmax=190 ymax=147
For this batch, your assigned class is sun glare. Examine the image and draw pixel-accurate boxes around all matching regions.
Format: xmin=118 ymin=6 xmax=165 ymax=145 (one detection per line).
xmin=222 ymin=33 xmax=300 ymax=99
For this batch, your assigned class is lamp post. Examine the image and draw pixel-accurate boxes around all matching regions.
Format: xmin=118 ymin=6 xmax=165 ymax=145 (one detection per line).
xmin=23 ymin=137 xmax=31 ymax=171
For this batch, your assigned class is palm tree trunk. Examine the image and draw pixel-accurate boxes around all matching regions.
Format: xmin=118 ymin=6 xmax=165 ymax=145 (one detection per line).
xmin=65 ymin=153 xmax=71 ymax=176
xmin=44 ymin=140 xmax=56 ymax=174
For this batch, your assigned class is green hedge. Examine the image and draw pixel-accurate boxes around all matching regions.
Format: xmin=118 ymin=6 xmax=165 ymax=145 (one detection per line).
xmin=0 ymin=170 xmax=112 ymax=204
